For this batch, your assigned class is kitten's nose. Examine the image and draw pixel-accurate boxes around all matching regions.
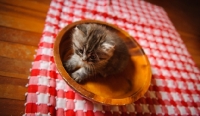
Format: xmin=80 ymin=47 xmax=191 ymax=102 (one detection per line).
xmin=82 ymin=58 xmax=86 ymax=61
xmin=82 ymin=55 xmax=87 ymax=61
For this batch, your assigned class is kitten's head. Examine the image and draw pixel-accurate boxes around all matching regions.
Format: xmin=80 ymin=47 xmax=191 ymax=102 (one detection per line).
xmin=72 ymin=24 xmax=115 ymax=66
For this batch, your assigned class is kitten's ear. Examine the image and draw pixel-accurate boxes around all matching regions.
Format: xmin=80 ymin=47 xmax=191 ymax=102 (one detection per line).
xmin=76 ymin=24 xmax=87 ymax=35
xmin=102 ymin=43 xmax=115 ymax=53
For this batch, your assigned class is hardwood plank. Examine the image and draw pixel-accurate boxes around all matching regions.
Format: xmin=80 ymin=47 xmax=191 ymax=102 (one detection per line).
xmin=0 ymin=57 xmax=32 ymax=77
xmin=0 ymin=76 xmax=27 ymax=100
xmin=0 ymin=14 xmax=44 ymax=33
xmin=179 ymin=34 xmax=200 ymax=51
xmin=0 ymin=75 xmax=28 ymax=86
xmin=0 ymin=98 xmax=25 ymax=116
xmin=0 ymin=2 xmax=46 ymax=20
xmin=0 ymin=41 xmax=36 ymax=61
xmin=180 ymin=34 xmax=200 ymax=67
xmin=0 ymin=84 xmax=27 ymax=100
xmin=35 ymin=0 xmax=52 ymax=5
xmin=0 ymin=1 xmax=50 ymax=115
xmin=0 ymin=26 xmax=41 ymax=46
xmin=0 ymin=0 xmax=50 ymax=13
xmin=0 ymin=2 xmax=45 ymax=25
xmin=0 ymin=71 xmax=28 ymax=80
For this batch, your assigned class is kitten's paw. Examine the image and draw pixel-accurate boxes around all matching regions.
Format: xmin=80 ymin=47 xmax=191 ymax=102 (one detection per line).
xmin=71 ymin=72 xmax=86 ymax=83
xmin=64 ymin=62 xmax=75 ymax=73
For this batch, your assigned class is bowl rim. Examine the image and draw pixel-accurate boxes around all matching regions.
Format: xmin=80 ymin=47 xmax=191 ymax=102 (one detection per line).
xmin=53 ymin=19 xmax=152 ymax=105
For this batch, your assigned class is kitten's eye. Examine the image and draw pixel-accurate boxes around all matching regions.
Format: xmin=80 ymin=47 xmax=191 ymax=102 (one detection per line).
xmin=79 ymin=49 xmax=83 ymax=54
xmin=90 ymin=55 xmax=96 ymax=60
xmin=90 ymin=56 xmax=95 ymax=60
xmin=87 ymin=51 xmax=91 ymax=54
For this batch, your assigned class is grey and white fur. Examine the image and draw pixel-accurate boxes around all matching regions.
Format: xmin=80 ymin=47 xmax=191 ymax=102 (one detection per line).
xmin=64 ymin=24 xmax=129 ymax=83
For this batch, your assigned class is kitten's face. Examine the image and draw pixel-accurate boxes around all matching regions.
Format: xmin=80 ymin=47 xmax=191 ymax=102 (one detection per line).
xmin=72 ymin=24 xmax=115 ymax=66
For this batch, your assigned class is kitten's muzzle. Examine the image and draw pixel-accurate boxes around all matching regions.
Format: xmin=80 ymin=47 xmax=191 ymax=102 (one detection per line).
xmin=82 ymin=55 xmax=87 ymax=61
xmin=82 ymin=59 xmax=87 ymax=62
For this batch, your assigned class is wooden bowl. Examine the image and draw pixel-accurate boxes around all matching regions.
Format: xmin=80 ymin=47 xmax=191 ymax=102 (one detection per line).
xmin=53 ymin=20 xmax=151 ymax=105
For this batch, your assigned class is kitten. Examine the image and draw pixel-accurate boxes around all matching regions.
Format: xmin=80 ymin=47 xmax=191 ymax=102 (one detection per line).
xmin=64 ymin=24 xmax=129 ymax=83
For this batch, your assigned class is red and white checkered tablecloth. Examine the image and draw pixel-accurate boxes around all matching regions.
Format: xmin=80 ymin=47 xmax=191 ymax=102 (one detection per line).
xmin=25 ymin=0 xmax=200 ymax=115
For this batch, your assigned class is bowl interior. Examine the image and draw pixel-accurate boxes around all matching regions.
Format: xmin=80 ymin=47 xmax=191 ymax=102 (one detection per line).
xmin=54 ymin=20 xmax=151 ymax=105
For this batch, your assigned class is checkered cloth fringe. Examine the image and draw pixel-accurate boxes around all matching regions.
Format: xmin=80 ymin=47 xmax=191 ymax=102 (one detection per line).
xmin=25 ymin=0 xmax=200 ymax=115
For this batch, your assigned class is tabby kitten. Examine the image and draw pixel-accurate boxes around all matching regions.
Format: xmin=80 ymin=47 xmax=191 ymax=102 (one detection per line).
xmin=64 ymin=24 xmax=129 ymax=83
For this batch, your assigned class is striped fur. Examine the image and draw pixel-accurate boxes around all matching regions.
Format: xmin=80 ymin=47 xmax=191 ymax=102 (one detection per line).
xmin=64 ymin=24 xmax=129 ymax=82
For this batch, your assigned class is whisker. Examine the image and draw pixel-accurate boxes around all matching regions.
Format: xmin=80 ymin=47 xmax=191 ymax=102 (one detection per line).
xmin=88 ymin=65 xmax=92 ymax=77
xmin=91 ymin=64 xmax=96 ymax=79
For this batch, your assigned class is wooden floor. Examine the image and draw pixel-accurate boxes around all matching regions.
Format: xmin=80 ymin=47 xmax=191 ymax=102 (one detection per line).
xmin=0 ymin=0 xmax=199 ymax=115
xmin=0 ymin=0 xmax=51 ymax=115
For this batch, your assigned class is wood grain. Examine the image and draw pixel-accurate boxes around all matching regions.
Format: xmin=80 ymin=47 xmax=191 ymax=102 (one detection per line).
xmin=0 ymin=41 xmax=36 ymax=61
xmin=0 ymin=56 xmax=32 ymax=77
xmin=0 ymin=0 xmax=199 ymax=115
xmin=0 ymin=14 xmax=44 ymax=33
xmin=0 ymin=26 xmax=40 ymax=46
xmin=0 ymin=76 xmax=27 ymax=100
xmin=0 ymin=99 xmax=25 ymax=116
xmin=0 ymin=0 xmax=51 ymax=115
